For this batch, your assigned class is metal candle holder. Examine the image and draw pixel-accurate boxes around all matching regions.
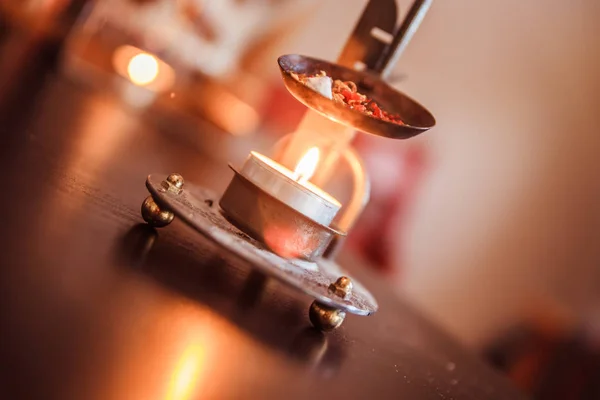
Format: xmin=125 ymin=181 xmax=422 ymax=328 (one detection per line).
xmin=140 ymin=0 xmax=434 ymax=331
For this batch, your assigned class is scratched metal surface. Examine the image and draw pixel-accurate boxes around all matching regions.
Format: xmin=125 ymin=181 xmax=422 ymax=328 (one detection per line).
xmin=146 ymin=174 xmax=378 ymax=316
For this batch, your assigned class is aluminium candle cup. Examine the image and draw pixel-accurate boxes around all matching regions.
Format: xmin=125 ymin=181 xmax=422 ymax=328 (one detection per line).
xmin=240 ymin=152 xmax=341 ymax=225
xmin=219 ymin=163 xmax=346 ymax=261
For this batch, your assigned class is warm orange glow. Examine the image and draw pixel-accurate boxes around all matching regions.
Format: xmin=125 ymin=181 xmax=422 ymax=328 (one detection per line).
xmin=204 ymin=89 xmax=259 ymax=136
xmin=127 ymin=53 xmax=159 ymax=86
xmin=293 ymin=147 xmax=320 ymax=184
xmin=165 ymin=344 xmax=205 ymax=400
xmin=112 ymin=46 xmax=176 ymax=98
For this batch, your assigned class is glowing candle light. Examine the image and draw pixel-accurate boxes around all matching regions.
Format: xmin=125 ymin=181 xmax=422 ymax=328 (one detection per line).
xmin=112 ymin=45 xmax=175 ymax=92
xmin=236 ymin=148 xmax=341 ymax=226
xmin=293 ymin=147 xmax=319 ymax=184
xmin=111 ymin=45 xmax=176 ymax=108
xmin=127 ymin=53 xmax=159 ymax=86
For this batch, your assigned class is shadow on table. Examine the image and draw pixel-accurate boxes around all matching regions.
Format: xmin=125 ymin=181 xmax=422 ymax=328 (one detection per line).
xmin=114 ymin=223 xmax=346 ymax=377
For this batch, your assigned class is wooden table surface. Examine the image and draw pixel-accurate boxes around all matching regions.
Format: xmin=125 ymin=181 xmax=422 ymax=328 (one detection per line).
xmin=0 ymin=30 xmax=526 ymax=400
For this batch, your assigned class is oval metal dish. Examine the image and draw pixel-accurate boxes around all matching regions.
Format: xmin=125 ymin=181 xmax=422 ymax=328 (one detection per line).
xmin=278 ymin=54 xmax=436 ymax=139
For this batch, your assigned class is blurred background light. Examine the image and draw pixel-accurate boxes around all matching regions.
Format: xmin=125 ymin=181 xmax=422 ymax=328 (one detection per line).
xmin=127 ymin=52 xmax=159 ymax=86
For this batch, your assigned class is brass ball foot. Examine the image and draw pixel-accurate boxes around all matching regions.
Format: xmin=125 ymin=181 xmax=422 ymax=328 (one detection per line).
xmin=141 ymin=196 xmax=174 ymax=227
xmin=309 ymin=301 xmax=346 ymax=331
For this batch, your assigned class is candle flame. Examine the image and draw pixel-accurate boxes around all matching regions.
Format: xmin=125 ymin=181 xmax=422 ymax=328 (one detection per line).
xmin=127 ymin=53 xmax=159 ymax=86
xmin=293 ymin=147 xmax=320 ymax=184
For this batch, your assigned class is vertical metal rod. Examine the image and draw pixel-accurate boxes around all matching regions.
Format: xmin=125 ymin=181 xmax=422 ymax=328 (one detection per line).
xmin=374 ymin=0 xmax=433 ymax=78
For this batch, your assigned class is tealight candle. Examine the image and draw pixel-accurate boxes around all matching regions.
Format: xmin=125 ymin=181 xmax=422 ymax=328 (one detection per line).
xmin=220 ymin=147 xmax=344 ymax=259
xmin=240 ymin=149 xmax=341 ymax=226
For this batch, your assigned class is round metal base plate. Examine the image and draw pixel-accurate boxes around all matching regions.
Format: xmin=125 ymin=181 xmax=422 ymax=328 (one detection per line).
xmin=146 ymin=174 xmax=378 ymax=316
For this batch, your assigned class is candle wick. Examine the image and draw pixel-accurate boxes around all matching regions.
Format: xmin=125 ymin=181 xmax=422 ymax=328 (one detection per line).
xmin=293 ymin=172 xmax=308 ymax=184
